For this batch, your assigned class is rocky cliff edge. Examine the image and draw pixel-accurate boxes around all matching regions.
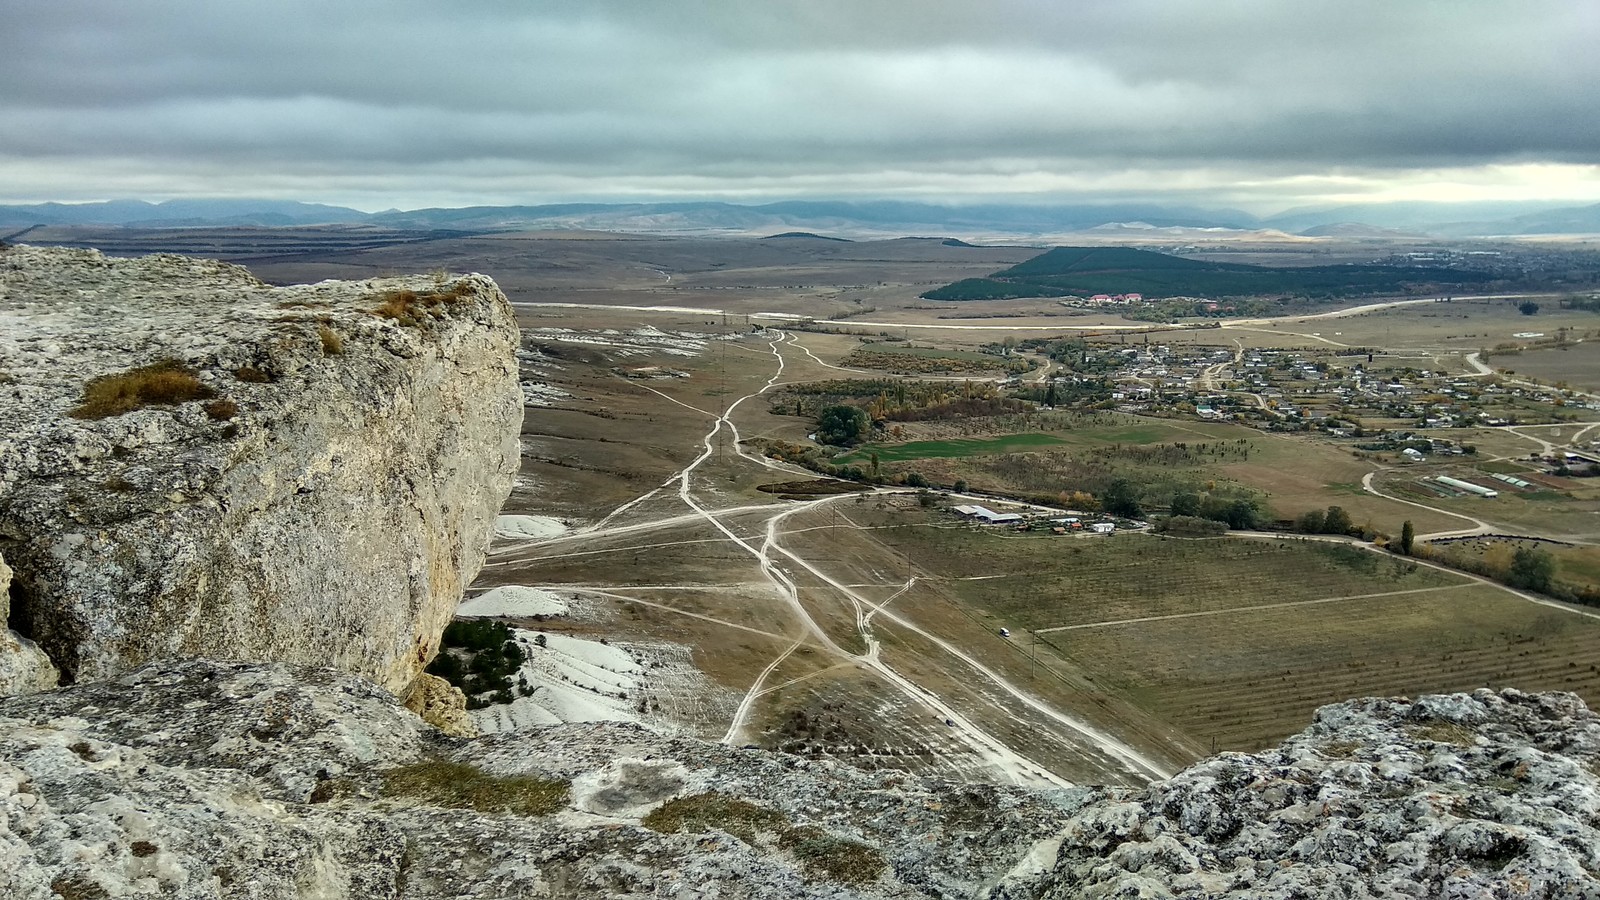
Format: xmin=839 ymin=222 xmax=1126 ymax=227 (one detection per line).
xmin=0 ymin=663 xmax=1595 ymax=899
xmin=0 ymin=246 xmax=521 ymax=695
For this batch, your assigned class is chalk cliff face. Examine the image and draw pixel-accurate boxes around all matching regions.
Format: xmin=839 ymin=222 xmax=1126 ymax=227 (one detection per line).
xmin=0 ymin=246 xmax=521 ymax=694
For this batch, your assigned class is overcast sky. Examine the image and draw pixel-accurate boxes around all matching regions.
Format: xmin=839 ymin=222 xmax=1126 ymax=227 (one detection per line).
xmin=4 ymin=0 xmax=1598 ymax=213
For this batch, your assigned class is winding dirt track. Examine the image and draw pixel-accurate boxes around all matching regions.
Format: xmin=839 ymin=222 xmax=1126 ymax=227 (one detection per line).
xmin=498 ymin=330 xmax=1169 ymax=785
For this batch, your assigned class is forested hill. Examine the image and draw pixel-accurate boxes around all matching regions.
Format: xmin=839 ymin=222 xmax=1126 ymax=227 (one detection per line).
xmin=921 ymin=245 xmax=1495 ymax=301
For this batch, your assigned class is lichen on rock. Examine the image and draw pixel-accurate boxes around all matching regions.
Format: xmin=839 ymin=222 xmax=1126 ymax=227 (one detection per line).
xmin=0 ymin=246 xmax=522 ymax=695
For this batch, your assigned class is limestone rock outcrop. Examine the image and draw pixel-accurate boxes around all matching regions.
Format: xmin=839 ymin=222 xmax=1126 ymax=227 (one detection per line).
xmin=0 ymin=246 xmax=521 ymax=695
xmin=0 ymin=660 xmax=1083 ymax=899
xmin=1000 ymin=688 xmax=1600 ymax=899
xmin=1 ymin=663 xmax=1595 ymax=899
xmin=403 ymin=671 xmax=478 ymax=738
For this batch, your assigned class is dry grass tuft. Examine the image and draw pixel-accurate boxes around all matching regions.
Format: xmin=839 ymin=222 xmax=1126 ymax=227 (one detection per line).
xmin=379 ymin=760 xmax=568 ymax=816
xmin=70 ymin=359 xmax=214 ymax=419
xmin=203 ymin=398 xmax=238 ymax=421
xmin=49 ymin=875 xmax=108 ymax=900
xmin=1406 ymin=721 xmax=1479 ymax=747
xmin=642 ymin=793 xmax=881 ymax=883
xmin=318 ymin=324 xmax=344 ymax=355
xmin=371 ymin=281 xmax=475 ymax=327
xmin=233 ymin=366 xmax=271 ymax=383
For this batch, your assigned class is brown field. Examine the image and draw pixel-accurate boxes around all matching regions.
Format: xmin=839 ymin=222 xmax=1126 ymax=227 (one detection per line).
xmin=1506 ymin=341 xmax=1600 ymax=391
xmin=1063 ymin=581 xmax=1600 ymax=752
xmin=842 ymin=513 xmax=1600 ymax=752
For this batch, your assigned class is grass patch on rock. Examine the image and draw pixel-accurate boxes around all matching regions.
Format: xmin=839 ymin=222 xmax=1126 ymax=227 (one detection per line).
xmin=644 ymin=792 xmax=884 ymax=885
xmin=380 ymin=760 xmax=568 ymax=816
xmin=643 ymin=792 xmax=791 ymax=845
xmin=203 ymin=398 xmax=238 ymax=421
xmin=317 ymin=324 xmax=344 ymax=355
xmin=371 ymin=282 xmax=475 ymax=327
xmin=779 ymin=825 xmax=886 ymax=885
xmin=70 ymin=359 xmax=214 ymax=419
xmin=1406 ymin=721 xmax=1479 ymax=747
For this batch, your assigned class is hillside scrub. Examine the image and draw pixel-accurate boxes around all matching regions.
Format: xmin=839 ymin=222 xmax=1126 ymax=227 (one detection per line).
xmin=771 ymin=378 xmax=1032 ymax=422
xmin=371 ymin=281 xmax=475 ymax=327
xmin=425 ymin=619 xmax=527 ymax=707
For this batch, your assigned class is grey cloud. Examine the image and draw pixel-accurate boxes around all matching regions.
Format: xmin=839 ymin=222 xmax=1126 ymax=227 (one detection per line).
xmin=2 ymin=1 xmax=1597 ymax=208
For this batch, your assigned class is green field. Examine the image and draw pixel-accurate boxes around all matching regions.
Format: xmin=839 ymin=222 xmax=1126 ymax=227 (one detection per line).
xmin=839 ymin=432 xmax=1068 ymax=463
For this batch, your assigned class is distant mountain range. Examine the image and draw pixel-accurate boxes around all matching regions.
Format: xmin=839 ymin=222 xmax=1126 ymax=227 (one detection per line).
xmin=4 ymin=197 xmax=1599 ymax=239
xmin=0 ymin=199 xmax=368 ymax=228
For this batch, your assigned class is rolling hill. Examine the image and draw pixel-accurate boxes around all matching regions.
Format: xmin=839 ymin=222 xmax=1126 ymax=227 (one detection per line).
xmin=920 ymin=245 xmax=1496 ymax=301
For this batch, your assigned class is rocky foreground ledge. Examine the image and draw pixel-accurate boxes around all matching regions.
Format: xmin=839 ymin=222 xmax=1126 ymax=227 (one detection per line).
xmin=0 ymin=246 xmax=521 ymax=695
xmin=0 ymin=665 xmax=1595 ymax=899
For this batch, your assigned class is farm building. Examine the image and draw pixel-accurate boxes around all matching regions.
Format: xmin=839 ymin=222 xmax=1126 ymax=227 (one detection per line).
xmin=954 ymin=504 xmax=1023 ymax=525
xmin=1436 ymin=475 xmax=1498 ymax=498
xmin=1090 ymin=522 xmax=1116 ymax=534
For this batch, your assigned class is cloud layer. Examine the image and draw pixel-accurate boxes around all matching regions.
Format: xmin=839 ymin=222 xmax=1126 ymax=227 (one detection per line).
xmin=4 ymin=1 xmax=1598 ymax=211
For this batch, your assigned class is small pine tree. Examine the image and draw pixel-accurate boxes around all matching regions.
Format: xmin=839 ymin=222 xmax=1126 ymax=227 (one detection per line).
xmin=1400 ymin=520 xmax=1415 ymax=555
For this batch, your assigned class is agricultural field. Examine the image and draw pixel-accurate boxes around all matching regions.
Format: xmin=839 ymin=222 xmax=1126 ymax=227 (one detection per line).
xmin=840 ymin=509 xmax=1600 ymax=752
xmin=1080 ymin=581 xmax=1600 ymax=752
xmin=827 ymin=409 xmax=1466 ymax=534
xmin=1505 ymin=340 xmax=1600 ymax=392
xmin=1371 ymin=465 xmax=1600 ymax=543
